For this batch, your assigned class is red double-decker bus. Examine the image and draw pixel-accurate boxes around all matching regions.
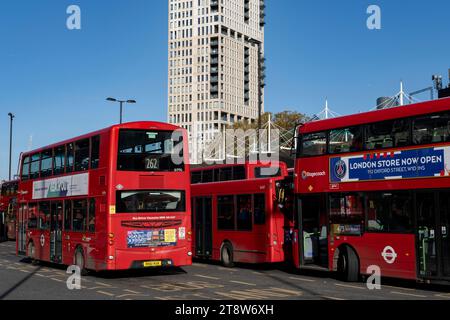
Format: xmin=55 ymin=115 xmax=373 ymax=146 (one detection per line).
xmin=293 ymin=97 xmax=450 ymax=283
xmin=0 ymin=180 xmax=19 ymax=241
xmin=191 ymin=161 xmax=293 ymax=267
xmin=17 ymin=121 xmax=192 ymax=272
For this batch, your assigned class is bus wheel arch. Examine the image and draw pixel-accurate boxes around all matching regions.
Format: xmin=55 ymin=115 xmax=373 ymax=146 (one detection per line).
xmin=220 ymin=241 xmax=234 ymax=268
xmin=335 ymin=244 xmax=360 ymax=282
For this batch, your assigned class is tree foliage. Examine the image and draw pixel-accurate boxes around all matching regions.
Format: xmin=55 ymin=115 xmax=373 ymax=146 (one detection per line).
xmin=229 ymin=110 xmax=305 ymax=131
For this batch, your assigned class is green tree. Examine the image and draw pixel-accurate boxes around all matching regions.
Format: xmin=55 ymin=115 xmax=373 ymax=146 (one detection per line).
xmin=273 ymin=111 xmax=305 ymax=131
xmin=229 ymin=110 xmax=305 ymax=131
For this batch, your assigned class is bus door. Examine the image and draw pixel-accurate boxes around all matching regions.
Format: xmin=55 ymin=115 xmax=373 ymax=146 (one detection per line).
xmin=417 ymin=192 xmax=450 ymax=279
xmin=440 ymin=192 xmax=450 ymax=278
xmin=298 ymin=195 xmax=328 ymax=268
xmin=0 ymin=210 xmax=5 ymax=241
xmin=17 ymin=204 xmax=27 ymax=254
xmin=194 ymin=197 xmax=213 ymax=258
xmin=50 ymin=202 xmax=63 ymax=263
xmin=276 ymin=177 xmax=295 ymax=264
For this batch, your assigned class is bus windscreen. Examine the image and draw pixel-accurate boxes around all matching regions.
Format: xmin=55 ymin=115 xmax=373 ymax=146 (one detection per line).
xmin=117 ymin=130 xmax=184 ymax=172
xmin=116 ymin=190 xmax=186 ymax=213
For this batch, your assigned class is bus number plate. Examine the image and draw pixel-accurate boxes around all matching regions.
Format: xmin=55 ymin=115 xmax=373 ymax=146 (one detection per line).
xmin=143 ymin=261 xmax=162 ymax=267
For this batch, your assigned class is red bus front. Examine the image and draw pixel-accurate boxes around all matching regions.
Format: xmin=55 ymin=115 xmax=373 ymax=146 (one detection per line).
xmin=107 ymin=123 xmax=192 ymax=270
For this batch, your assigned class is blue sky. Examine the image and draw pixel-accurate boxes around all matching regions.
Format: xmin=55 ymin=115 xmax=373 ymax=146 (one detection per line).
xmin=0 ymin=0 xmax=449 ymax=180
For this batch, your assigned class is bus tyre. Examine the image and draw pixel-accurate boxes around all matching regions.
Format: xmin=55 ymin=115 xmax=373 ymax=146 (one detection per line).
xmin=74 ymin=248 xmax=88 ymax=276
xmin=27 ymin=241 xmax=37 ymax=265
xmin=338 ymin=246 xmax=359 ymax=282
xmin=221 ymin=243 xmax=234 ymax=268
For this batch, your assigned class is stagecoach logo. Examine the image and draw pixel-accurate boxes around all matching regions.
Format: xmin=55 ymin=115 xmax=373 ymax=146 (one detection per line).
xmin=40 ymin=234 xmax=45 ymax=247
xmin=334 ymin=160 xmax=347 ymax=179
xmin=301 ymin=171 xmax=326 ymax=180
xmin=381 ymin=246 xmax=397 ymax=264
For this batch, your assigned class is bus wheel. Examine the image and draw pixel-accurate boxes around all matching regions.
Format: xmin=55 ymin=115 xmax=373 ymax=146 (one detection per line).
xmin=221 ymin=243 xmax=234 ymax=268
xmin=27 ymin=241 xmax=38 ymax=265
xmin=338 ymin=246 xmax=359 ymax=282
xmin=74 ymin=248 xmax=88 ymax=276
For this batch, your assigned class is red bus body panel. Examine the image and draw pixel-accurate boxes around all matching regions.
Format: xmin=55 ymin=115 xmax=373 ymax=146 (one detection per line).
xmin=330 ymin=234 xmax=417 ymax=280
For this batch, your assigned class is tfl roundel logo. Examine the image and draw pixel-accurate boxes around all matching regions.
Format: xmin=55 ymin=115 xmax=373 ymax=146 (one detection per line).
xmin=334 ymin=160 xmax=347 ymax=179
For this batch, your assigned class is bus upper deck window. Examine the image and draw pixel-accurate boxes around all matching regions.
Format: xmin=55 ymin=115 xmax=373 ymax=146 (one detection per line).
xmin=413 ymin=112 xmax=450 ymax=145
xmin=117 ymin=129 xmax=184 ymax=172
xmin=329 ymin=127 xmax=363 ymax=154
xmin=75 ymin=139 xmax=90 ymax=172
xmin=301 ymin=132 xmax=327 ymax=157
xmin=21 ymin=156 xmax=31 ymax=180
xmin=365 ymin=120 xmax=410 ymax=150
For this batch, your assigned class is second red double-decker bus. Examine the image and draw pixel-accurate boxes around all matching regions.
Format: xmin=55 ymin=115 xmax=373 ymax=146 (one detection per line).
xmin=293 ymin=97 xmax=450 ymax=283
xmin=17 ymin=121 xmax=192 ymax=272
xmin=191 ymin=161 xmax=293 ymax=267
xmin=0 ymin=180 xmax=19 ymax=241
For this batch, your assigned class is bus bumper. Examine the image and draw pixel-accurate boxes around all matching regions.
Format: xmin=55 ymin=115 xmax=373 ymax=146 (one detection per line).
xmin=110 ymin=247 xmax=192 ymax=270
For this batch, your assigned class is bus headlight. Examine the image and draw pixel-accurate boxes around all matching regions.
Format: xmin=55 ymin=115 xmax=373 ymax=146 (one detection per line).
xmin=188 ymin=251 xmax=192 ymax=256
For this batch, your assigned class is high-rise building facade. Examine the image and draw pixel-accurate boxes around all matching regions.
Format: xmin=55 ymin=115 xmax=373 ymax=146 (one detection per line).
xmin=168 ymin=0 xmax=265 ymax=163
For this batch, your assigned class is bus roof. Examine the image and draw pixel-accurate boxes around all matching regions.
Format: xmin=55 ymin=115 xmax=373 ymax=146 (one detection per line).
xmin=21 ymin=121 xmax=183 ymax=157
xmin=299 ymin=97 xmax=450 ymax=134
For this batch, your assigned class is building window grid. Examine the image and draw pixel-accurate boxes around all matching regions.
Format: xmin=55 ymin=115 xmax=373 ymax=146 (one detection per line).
xmin=168 ymin=0 xmax=263 ymax=139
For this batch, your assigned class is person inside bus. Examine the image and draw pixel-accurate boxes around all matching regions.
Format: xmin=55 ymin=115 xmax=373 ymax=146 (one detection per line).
xmin=122 ymin=195 xmax=140 ymax=212
xmin=57 ymin=212 xmax=63 ymax=229
xmin=73 ymin=210 xmax=84 ymax=231
xmin=88 ymin=215 xmax=95 ymax=232
xmin=237 ymin=198 xmax=252 ymax=230
xmin=349 ymin=128 xmax=363 ymax=152
xmin=389 ymin=202 xmax=411 ymax=232
xmin=39 ymin=211 xmax=49 ymax=230
xmin=28 ymin=207 xmax=38 ymax=229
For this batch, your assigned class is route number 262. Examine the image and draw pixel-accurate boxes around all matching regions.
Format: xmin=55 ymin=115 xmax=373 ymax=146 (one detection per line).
xmin=145 ymin=158 xmax=159 ymax=170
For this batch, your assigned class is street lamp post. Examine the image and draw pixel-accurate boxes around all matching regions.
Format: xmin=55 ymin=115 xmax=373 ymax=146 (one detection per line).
xmin=7 ymin=113 xmax=15 ymax=180
xmin=106 ymin=97 xmax=137 ymax=124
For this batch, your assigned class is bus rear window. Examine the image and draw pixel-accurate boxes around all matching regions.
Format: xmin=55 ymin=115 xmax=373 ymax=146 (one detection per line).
xmin=117 ymin=130 xmax=184 ymax=172
xmin=116 ymin=190 xmax=185 ymax=213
